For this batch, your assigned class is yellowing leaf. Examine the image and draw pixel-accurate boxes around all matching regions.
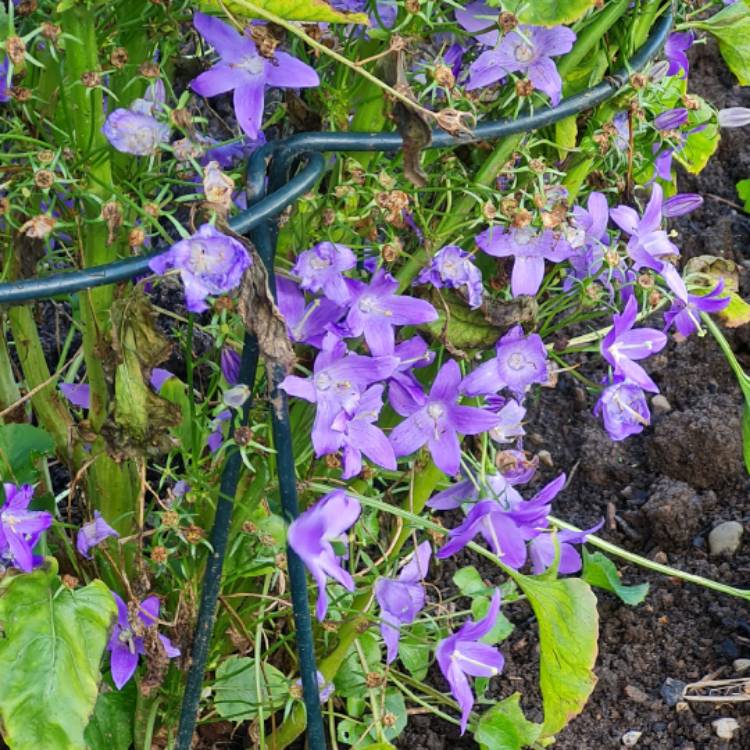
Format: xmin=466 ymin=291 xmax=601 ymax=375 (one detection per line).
xmin=200 ymin=0 xmax=369 ymax=24
xmin=718 ymin=292 xmax=750 ymax=328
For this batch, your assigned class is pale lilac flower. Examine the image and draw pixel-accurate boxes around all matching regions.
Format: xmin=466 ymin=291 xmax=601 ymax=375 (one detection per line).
xmin=664 ymin=31 xmax=693 ymax=78
xmin=601 ymin=296 xmax=666 ymax=393
xmin=488 ymin=399 xmax=526 ymax=444
xmin=594 ymin=379 xmax=650 ymax=441
xmin=0 ymin=484 xmax=52 ymax=573
xmin=613 ymin=111 xmax=630 ymax=150
xmin=455 ymin=1 xmax=500 ymax=47
xmin=280 ymin=334 xmax=397 ymax=455
xmin=190 ymin=12 xmax=319 ymax=139
xmin=497 ymin=449 xmax=538 ymax=485
xmin=415 ymin=245 xmax=483 ymax=309
xmin=208 ymin=409 xmax=232 ymax=453
xmin=389 ymin=359 xmax=500 ymax=476
xmin=375 ymin=541 xmax=431 ymax=663
xmin=77 ymin=511 xmax=119 ymax=559
xmin=346 ymin=269 xmax=438 ymax=355
xmin=150 ymin=368 xmax=175 ymax=392
xmin=60 ymin=382 xmax=91 ymax=409
xmin=427 ymin=470 xmax=522 ymax=512
xmin=149 ymin=224 xmax=251 ymax=313
xmin=329 ymin=385 xmax=396 ymax=478
xmin=287 ymin=490 xmax=361 ymax=621
xmin=466 ymin=25 xmax=576 ymax=104
xmin=718 ymin=107 xmax=750 ymax=128
xmin=276 ymin=277 xmax=344 ymax=347
xmin=529 ymin=521 xmax=604 ymax=574
xmin=292 ymin=671 xmax=334 ymax=703
xmin=102 ymin=108 xmax=170 ymax=156
xmin=107 ymin=592 xmax=180 ymax=690
xmin=477 ymin=225 xmax=571 ymax=297
xmin=436 ymin=474 xmax=565 ymax=565
xmin=292 ymin=242 xmax=356 ymax=305
xmin=436 ymin=590 xmax=504 ymax=734
xmin=387 ymin=335 xmax=436 ymax=411
xmin=0 ymin=58 xmax=10 ymax=104
xmin=461 ymin=324 xmax=548 ymax=398
xmin=664 ymin=280 xmax=730 ymax=338
xmin=223 ymin=384 xmax=251 ymax=409
xmin=653 ymin=108 xmax=688 ymax=131
xmin=662 ymin=193 xmax=704 ymax=217
xmin=570 ymin=191 xmax=610 ymax=249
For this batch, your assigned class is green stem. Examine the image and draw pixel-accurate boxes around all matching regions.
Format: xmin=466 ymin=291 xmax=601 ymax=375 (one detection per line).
xmin=0 ymin=318 xmax=21 ymax=415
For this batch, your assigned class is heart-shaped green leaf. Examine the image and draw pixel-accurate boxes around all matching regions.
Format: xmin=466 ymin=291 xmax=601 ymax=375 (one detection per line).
xmin=693 ymin=3 xmax=750 ymax=85
xmin=507 ymin=0 xmax=597 ymax=27
xmin=475 ymin=693 xmax=542 ymax=750
xmin=200 ymin=0 xmax=369 ymax=24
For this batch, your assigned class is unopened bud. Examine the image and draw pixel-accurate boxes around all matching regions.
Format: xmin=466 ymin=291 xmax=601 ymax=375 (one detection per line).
xmin=718 ymin=107 xmax=750 ymax=128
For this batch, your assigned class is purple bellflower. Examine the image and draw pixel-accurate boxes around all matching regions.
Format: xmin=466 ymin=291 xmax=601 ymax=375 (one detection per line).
xmin=330 ymin=385 xmax=396 ymax=479
xmin=346 ymin=269 xmax=438 ymax=355
xmin=601 ymin=296 xmax=666 ymax=393
xmin=190 ymin=12 xmax=319 ymax=139
xmin=436 ymin=590 xmax=505 ymax=734
xmin=0 ymin=484 xmax=52 ymax=573
xmin=102 ymin=109 xmax=170 ymax=156
xmin=497 ymin=448 xmax=539 ymax=485
xmin=466 ymin=25 xmax=576 ymax=104
xmin=208 ymin=409 xmax=232 ymax=453
xmin=436 ymin=473 xmax=565 ymax=566
xmin=662 ymin=193 xmax=704 ymax=218
xmin=77 ymin=511 xmax=119 ymax=559
xmin=455 ymin=1 xmax=500 ymax=47
xmin=664 ymin=280 xmax=730 ymax=338
xmin=287 ymin=490 xmax=361 ymax=621
xmin=374 ymin=541 xmax=431 ymax=664
xmin=108 ymin=592 xmax=180 ymax=690
xmin=220 ymin=347 xmax=241 ymax=385
xmin=653 ymin=108 xmax=689 ymax=131
xmin=428 ymin=469 xmax=522 ymax=512
xmin=718 ymin=107 xmax=750 ymax=128
xmin=0 ymin=58 xmax=10 ymax=104
xmin=276 ymin=277 xmax=344 ymax=347
xmin=664 ymin=31 xmax=693 ymax=78
xmin=280 ymin=334 xmax=397 ymax=455
xmin=461 ymin=324 xmax=548 ymax=399
xmin=594 ymin=379 xmax=651 ymax=441
xmin=389 ymin=359 xmax=501 ymax=476
xmin=415 ymin=245 xmax=483 ymax=309
xmin=488 ymin=398 xmax=526 ymax=444
xmin=477 ymin=225 xmax=571 ymax=297
xmin=529 ymin=521 xmax=604 ymax=575
xmin=60 ymin=382 xmax=91 ymax=409
xmin=387 ymin=335 xmax=436 ymax=410
xmin=149 ymin=224 xmax=251 ymax=313
xmin=292 ymin=242 xmax=356 ymax=305
xmin=292 ymin=671 xmax=334 ymax=703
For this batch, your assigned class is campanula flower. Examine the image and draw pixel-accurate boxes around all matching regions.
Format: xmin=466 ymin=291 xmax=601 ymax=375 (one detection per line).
xmin=346 ymin=269 xmax=438 ymax=355
xmin=653 ymin=108 xmax=689 ymax=131
xmin=389 ymin=359 xmax=501 ymax=476
xmin=107 ymin=592 xmax=180 ymax=690
xmin=77 ymin=511 xmax=119 ymax=559
xmin=427 ymin=470 xmax=522 ymax=512
xmin=455 ymin=1 xmax=500 ymax=47
xmin=664 ymin=31 xmax=693 ymax=78
xmin=569 ymin=191 xmax=610 ymax=250
xmin=150 ymin=368 xmax=175 ymax=392
xmin=436 ymin=474 xmax=565 ymax=566
xmin=276 ymin=277 xmax=344 ymax=347
xmin=0 ymin=484 xmax=52 ymax=573
xmin=601 ymin=296 xmax=666 ymax=393
xmin=528 ymin=521 xmax=604 ymax=575
xmin=287 ymin=490 xmax=361 ymax=621
xmin=280 ymin=334 xmax=397 ymax=455
xmin=102 ymin=108 xmax=170 ymax=156
xmin=190 ymin=12 xmax=319 ymax=139
xmin=415 ymin=245 xmax=483 ymax=309
xmin=387 ymin=335 xmax=436 ymax=411
xmin=292 ymin=242 xmax=356 ymax=305
xmin=488 ymin=398 xmax=526 ymax=444
xmin=149 ymin=224 xmax=251 ymax=313
xmin=375 ymin=541 xmax=431 ymax=664
xmin=662 ymin=193 xmax=704 ymax=218
xmin=207 ymin=409 xmax=231 ymax=453
xmin=466 ymin=25 xmax=576 ymax=104
xmin=220 ymin=347 xmax=241 ymax=384
xmin=717 ymin=107 xmax=750 ymax=128
xmin=436 ymin=590 xmax=504 ymax=734
xmin=497 ymin=449 xmax=539 ymax=485
xmin=460 ymin=324 xmax=548 ymax=398
xmin=664 ymin=280 xmax=730 ymax=338
xmin=594 ymin=378 xmax=651 ymax=441
xmin=330 ymin=385 xmax=396 ymax=478
xmin=477 ymin=225 xmax=571 ymax=298
xmin=292 ymin=671 xmax=334 ymax=703
xmin=60 ymin=382 xmax=91 ymax=409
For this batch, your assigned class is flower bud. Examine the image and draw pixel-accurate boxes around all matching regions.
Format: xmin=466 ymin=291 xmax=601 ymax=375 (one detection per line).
xmin=653 ymin=108 xmax=688 ymax=131
xmin=648 ymin=59 xmax=670 ymax=83
xmin=718 ymin=107 xmax=750 ymax=128
xmin=662 ymin=193 xmax=703 ymax=218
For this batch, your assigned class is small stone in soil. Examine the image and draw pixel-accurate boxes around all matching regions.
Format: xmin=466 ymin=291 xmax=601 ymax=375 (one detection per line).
xmin=708 ymin=521 xmax=744 ymax=556
xmin=712 ymin=717 xmax=740 ymax=740
xmin=621 ymin=729 xmax=642 ymax=747
xmin=537 ymin=449 xmax=553 ymax=467
xmin=651 ymin=394 xmax=672 ymax=415
xmin=660 ymin=677 xmax=686 ymax=707
xmin=721 ymin=637 xmax=740 ymax=660
xmin=625 ymin=684 xmax=650 ymax=704
xmin=734 ymin=658 xmax=750 ymax=674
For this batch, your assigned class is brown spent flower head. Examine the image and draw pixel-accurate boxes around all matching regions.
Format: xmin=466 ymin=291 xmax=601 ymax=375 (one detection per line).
xmin=37 ymin=149 xmax=55 ymax=165
xmin=6 ymin=37 xmax=26 ymax=66
xmin=171 ymin=108 xmax=193 ymax=130
xmin=382 ymin=713 xmax=398 ymax=729
xmin=61 ymin=574 xmax=79 ymax=590
xmin=144 ymin=202 xmax=161 ymax=218
xmin=213 ymin=295 xmax=235 ymax=313
xmin=322 ymin=207 xmax=336 ymax=226
xmin=139 ymin=61 xmax=160 ymax=79
xmin=511 ymin=208 xmax=532 ymax=228
xmin=20 ymin=214 xmax=56 ymax=238
xmin=405 ymin=0 xmax=420 ymax=12
xmin=128 ymin=227 xmax=146 ymax=248
xmin=249 ymin=25 xmax=280 ymax=58
xmin=682 ymin=94 xmax=700 ymax=111
xmin=184 ymin=524 xmax=205 ymax=544
xmin=500 ymin=197 xmax=519 ymax=216
xmin=482 ymin=201 xmax=497 ymax=221
xmin=17 ymin=0 xmax=38 ymax=15
xmin=202 ymin=160 xmax=234 ymax=212
xmin=289 ymin=682 xmax=304 ymax=700
xmin=604 ymin=248 xmax=621 ymax=268
xmin=242 ymin=520 xmax=258 ymax=534
xmin=161 ymin=510 xmax=180 ymax=529
xmin=151 ymin=546 xmax=169 ymax=564
xmin=376 ymin=190 xmax=410 ymax=227
xmin=629 ymin=73 xmax=648 ymax=90
xmin=275 ymin=552 xmax=287 ymax=570
xmin=259 ymin=534 xmax=277 ymax=547
xmin=365 ymin=672 xmax=385 ymax=688
xmin=41 ymin=23 xmax=61 ymax=42
xmin=648 ymin=290 xmax=662 ymax=307
xmin=11 ymin=87 xmax=33 ymax=102
xmin=33 ymin=169 xmax=55 ymax=190
xmin=498 ymin=11 xmax=518 ymax=32
xmin=435 ymin=107 xmax=475 ymax=136
xmin=101 ymin=201 xmax=123 ymax=245
xmin=234 ymin=426 xmax=254 ymax=447
xmin=110 ymin=47 xmax=129 ymax=69
xmin=360 ymin=466 xmax=376 ymax=480
xmin=81 ymin=71 xmax=101 ymax=88
xmin=637 ymin=272 xmax=655 ymax=289
xmin=515 ymin=79 xmax=534 ymax=97
xmin=324 ymin=453 xmax=341 ymax=470
xmin=433 ymin=64 xmax=455 ymax=90
xmin=529 ymin=158 xmax=546 ymax=174
xmin=382 ymin=238 xmax=402 ymax=263
xmin=0 ymin=197 xmax=10 ymax=216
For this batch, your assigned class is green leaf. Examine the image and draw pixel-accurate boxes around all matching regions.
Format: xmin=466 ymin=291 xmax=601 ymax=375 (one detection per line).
xmin=507 ymin=0 xmax=596 ymax=26
xmin=516 ymin=574 xmax=598 ymax=738
xmin=582 ymin=549 xmax=649 ymax=606
xmin=475 ymin=693 xmax=542 ymax=750
xmin=555 ymin=115 xmax=577 ymax=159
xmin=399 ymin=623 xmax=431 ymax=681
xmin=213 ymin=656 xmax=289 ymax=722
xmin=380 ymin=689 xmax=407 ymax=741
xmin=334 ymin=631 xmax=382 ymax=697
xmin=0 ymin=561 xmax=117 ymax=750
xmin=742 ymin=401 xmax=750 ymax=475
xmin=471 ymin=597 xmax=515 ymax=644
xmin=675 ymin=97 xmax=720 ymax=175
xmin=84 ymin=683 xmax=136 ymax=750
xmin=737 ymin=178 xmax=750 ymax=212
xmin=453 ymin=565 xmax=487 ymax=596
xmin=693 ymin=3 xmax=750 ymax=85
xmin=201 ymin=0 xmax=369 ymax=24
xmin=0 ymin=423 xmax=55 ymax=484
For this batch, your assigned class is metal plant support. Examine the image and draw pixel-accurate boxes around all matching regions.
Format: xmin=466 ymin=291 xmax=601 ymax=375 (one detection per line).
xmin=0 ymin=12 xmax=672 ymax=750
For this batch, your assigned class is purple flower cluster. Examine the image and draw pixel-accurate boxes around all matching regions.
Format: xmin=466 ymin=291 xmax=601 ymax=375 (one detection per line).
xmin=0 ymin=484 xmax=52 ymax=573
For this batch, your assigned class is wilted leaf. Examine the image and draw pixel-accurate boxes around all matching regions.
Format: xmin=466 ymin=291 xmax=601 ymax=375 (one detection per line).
xmin=213 ymin=656 xmax=288 ymax=721
xmin=582 ymin=549 xmax=649 ymax=606
xmin=0 ymin=423 xmax=54 ymax=484
xmin=475 ymin=693 xmax=542 ymax=750
xmin=201 ymin=0 xmax=369 ymax=24
xmin=718 ymin=292 xmax=750 ymax=328
xmin=693 ymin=3 xmax=750 ymax=85
xmin=0 ymin=561 xmax=116 ymax=750
xmin=516 ymin=574 xmax=598 ymax=737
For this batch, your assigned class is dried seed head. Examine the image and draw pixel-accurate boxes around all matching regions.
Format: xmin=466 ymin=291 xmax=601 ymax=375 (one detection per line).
xmin=377 ymin=190 xmax=410 ymax=226
xmin=682 ymin=94 xmax=700 ymax=111
xmin=139 ymin=61 xmax=160 ymax=78
xmin=16 ymin=0 xmax=38 ymax=15
xmin=529 ymin=158 xmax=545 ymax=174
xmin=498 ymin=11 xmax=518 ymax=32
xmin=144 ymin=203 xmax=161 ymax=218
xmin=171 ymin=108 xmax=193 ymax=130
xmin=275 ymin=552 xmax=287 ymax=570
xmin=515 ymin=79 xmax=534 ymax=97
xmin=365 ymin=672 xmax=385 ymax=688
xmin=110 ymin=47 xmax=129 ymax=69
xmin=382 ymin=712 xmax=398 ymax=728
xmin=511 ymin=208 xmax=532 ymax=228
xmin=637 ymin=272 xmax=655 ymax=289
xmin=6 ymin=37 xmax=26 ymax=66
xmin=433 ymin=64 xmax=455 ymax=89
xmin=322 ymin=208 xmax=336 ymax=226
xmin=322 ymin=620 xmax=338 ymax=633
xmin=184 ymin=524 xmax=204 ymax=544
xmin=61 ymin=574 xmax=79 ymax=589
xmin=213 ymin=295 xmax=235 ymax=313
xmin=259 ymin=534 xmax=276 ymax=547
xmin=81 ymin=71 xmax=101 ymax=88
xmin=41 ymin=22 xmax=61 ymax=42
xmin=33 ymin=169 xmax=54 ymax=189
xmin=289 ymin=682 xmax=304 ymax=699
xmin=20 ymin=214 xmax=55 ymax=238
xmin=128 ymin=227 xmax=145 ymax=248
xmin=482 ymin=201 xmax=497 ymax=220
xmin=249 ymin=26 xmax=280 ymax=58
xmin=234 ymin=426 xmax=254 ymax=446
xmin=604 ymin=248 xmax=620 ymax=267
xmin=360 ymin=466 xmax=376 ymax=480
xmin=629 ymin=73 xmax=648 ymax=90
xmin=11 ymin=87 xmax=32 ymax=102
xmin=0 ymin=197 xmax=10 ymax=216
xmin=435 ymin=107 xmax=475 ymax=136
xmin=101 ymin=201 xmax=123 ymax=245
xmin=500 ymin=197 xmax=518 ymax=216
xmin=382 ymin=238 xmax=402 ymax=263
xmin=324 ymin=453 xmax=341 ymax=469
xmin=405 ymin=0 xmax=420 ymax=12
xmin=242 ymin=520 xmax=257 ymax=534
xmin=37 ymin=149 xmax=55 ymax=165
xmin=648 ymin=290 xmax=662 ymax=307
xmin=151 ymin=546 xmax=169 ymax=564
xmin=161 ymin=510 xmax=180 ymax=529
xmin=202 ymin=160 xmax=234 ymax=212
